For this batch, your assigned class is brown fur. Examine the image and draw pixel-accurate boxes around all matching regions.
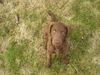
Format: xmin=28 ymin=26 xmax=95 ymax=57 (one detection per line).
xmin=44 ymin=22 xmax=69 ymax=67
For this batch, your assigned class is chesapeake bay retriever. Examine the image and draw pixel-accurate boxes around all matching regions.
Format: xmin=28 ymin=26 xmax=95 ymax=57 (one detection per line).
xmin=44 ymin=21 xmax=69 ymax=67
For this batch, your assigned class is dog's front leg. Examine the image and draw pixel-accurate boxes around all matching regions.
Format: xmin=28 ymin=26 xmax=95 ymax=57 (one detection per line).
xmin=47 ymin=51 xmax=52 ymax=67
xmin=47 ymin=41 xmax=54 ymax=68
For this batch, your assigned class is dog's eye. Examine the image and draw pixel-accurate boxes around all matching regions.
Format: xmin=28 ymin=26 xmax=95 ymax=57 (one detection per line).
xmin=53 ymin=29 xmax=56 ymax=33
xmin=61 ymin=31 xmax=65 ymax=34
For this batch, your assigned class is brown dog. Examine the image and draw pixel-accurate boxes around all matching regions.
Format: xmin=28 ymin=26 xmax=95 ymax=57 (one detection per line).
xmin=44 ymin=21 xmax=69 ymax=67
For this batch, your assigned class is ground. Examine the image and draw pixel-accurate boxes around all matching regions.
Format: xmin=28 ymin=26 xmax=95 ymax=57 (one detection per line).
xmin=0 ymin=0 xmax=100 ymax=75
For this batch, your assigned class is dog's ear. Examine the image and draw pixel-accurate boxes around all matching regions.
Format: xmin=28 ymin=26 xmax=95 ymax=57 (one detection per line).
xmin=48 ymin=22 xmax=54 ymax=36
xmin=65 ymin=25 xmax=68 ymax=37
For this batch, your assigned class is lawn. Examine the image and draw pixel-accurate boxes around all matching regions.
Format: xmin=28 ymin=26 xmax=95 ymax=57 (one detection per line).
xmin=0 ymin=0 xmax=100 ymax=75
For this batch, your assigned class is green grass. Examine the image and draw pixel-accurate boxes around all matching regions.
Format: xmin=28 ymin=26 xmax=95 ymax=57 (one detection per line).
xmin=0 ymin=0 xmax=100 ymax=75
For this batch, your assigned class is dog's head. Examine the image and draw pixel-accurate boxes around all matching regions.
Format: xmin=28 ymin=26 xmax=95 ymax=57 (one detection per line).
xmin=49 ymin=22 xmax=68 ymax=49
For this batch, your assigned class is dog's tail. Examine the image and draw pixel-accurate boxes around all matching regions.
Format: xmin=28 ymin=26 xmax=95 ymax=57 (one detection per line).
xmin=47 ymin=10 xmax=58 ymax=22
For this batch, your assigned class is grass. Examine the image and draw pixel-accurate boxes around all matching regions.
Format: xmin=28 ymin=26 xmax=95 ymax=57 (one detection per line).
xmin=0 ymin=0 xmax=100 ymax=75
